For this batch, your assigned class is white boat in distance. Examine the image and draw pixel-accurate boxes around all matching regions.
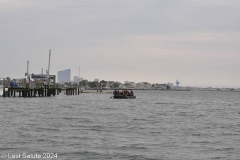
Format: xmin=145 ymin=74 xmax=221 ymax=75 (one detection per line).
xmin=0 ymin=88 xmax=3 ymax=97
xmin=0 ymin=78 xmax=3 ymax=96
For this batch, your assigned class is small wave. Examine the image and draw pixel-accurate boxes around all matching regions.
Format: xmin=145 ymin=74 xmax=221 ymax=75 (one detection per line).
xmin=59 ymin=105 xmax=74 ymax=108
xmin=86 ymin=128 xmax=103 ymax=132
xmin=62 ymin=117 xmax=79 ymax=120
xmin=216 ymin=147 xmax=235 ymax=151
xmin=191 ymin=133 xmax=209 ymax=137
xmin=67 ymin=136 xmax=82 ymax=139
xmin=192 ymin=140 xmax=211 ymax=144
xmin=212 ymin=156 xmax=228 ymax=159
xmin=155 ymin=102 xmax=176 ymax=105
xmin=132 ymin=118 xmax=148 ymax=121
xmin=58 ymin=151 xmax=104 ymax=158
xmin=150 ymin=131 xmax=162 ymax=134
xmin=116 ymin=145 xmax=148 ymax=150
xmin=0 ymin=147 xmax=20 ymax=150
xmin=36 ymin=138 xmax=45 ymax=141
xmin=36 ymin=127 xmax=61 ymax=132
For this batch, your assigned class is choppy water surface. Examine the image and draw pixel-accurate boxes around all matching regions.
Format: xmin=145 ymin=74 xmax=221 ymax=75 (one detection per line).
xmin=0 ymin=90 xmax=240 ymax=160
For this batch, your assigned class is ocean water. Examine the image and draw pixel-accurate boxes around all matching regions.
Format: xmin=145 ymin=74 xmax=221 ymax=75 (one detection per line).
xmin=0 ymin=90 xmax=240 ymax=160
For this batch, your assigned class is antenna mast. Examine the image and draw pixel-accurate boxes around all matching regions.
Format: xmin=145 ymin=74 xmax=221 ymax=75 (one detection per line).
xmin=47 ymin=49 xmax=51 ymax=88
xmin=78 ymin=66 xmax=80 ymax=83
xmin=27 ymin=60 xmax=29 ymax=78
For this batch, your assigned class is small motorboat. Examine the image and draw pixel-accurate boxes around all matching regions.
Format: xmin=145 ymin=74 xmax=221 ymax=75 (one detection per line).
xmin=0 ymin=79 xmax=3 ymax=97
xmin=0 ymin=88 xmax=3 ymax=97
xmin=111 ymin=94 xmax=136 ymax=99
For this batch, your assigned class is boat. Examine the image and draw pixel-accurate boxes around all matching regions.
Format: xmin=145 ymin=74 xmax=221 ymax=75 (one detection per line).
xmin=0 ymin=86 xmax=3 ymax=97
xmin=0 ymin=79 xmax=3 ymax=97
xmin=0 ymin=88 xmax=3 ymax=97
xmin=111 ymin=94 xmax=136 ymax=99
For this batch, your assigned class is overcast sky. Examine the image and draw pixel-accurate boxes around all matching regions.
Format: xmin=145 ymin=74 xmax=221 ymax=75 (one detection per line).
xmin=1 ymin=0 xmax=240 ymax=87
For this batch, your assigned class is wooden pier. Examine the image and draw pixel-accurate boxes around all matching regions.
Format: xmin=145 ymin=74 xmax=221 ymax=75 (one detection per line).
xmin=2 ymin=76 xmax=81 ymax=98
xmin=65 ymin=82 xmax=81 ymax=95
xmin=3 ymin=87 xmax=56 ymax=97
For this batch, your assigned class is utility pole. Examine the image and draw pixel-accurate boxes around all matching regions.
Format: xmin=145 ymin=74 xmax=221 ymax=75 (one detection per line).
xmin=26 ymin=60 xmax=29 ymax=78
xmin=78 ymin=66 xmax=80 ymax=84
xmin=47 ymin=49 xmax=51 ymax=89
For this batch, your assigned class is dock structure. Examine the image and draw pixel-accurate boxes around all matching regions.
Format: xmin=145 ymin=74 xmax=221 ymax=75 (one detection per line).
xmin=2 ymin=76 xmax=56 ymax=98
xmin=2 ymin=76 xmax=82 ymax=98
xmin=65 ymin=82 xmax=81 ymax=95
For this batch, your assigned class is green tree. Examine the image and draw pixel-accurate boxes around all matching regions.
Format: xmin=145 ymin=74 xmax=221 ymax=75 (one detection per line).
xmin=88 ymin=81 xmax=97 ymax=88
xmin=112 ymin=82 xmax=120 ymax=88
xmin=81 ymin=80 xmax=88 ymax=86
xmin=100 ymin=80 xmax=107 ymax=84
xmin=166 ymin=84 xmax=170 ymax=90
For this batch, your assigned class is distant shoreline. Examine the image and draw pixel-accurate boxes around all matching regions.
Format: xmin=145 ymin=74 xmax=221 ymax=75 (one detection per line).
xmin=86 ymin=89 xmax=240 ymax=92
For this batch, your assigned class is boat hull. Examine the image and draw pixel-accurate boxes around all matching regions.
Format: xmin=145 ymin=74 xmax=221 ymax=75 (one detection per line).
xmin=113 ymin=95 xmax=136 ymax=99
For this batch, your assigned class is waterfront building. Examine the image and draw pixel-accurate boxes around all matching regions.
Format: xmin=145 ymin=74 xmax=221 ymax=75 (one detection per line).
xmin=155 ymin=82 xmax=173 ymax=89
xmin=124 ymin=83 xmax=135 ymax=89
xmin=155 ymin=83 xmax=167 ymax=89
xmin=167 ymin=83 xmax=174 ymax=89
xmin=73 ymin=76 xmax=78 ymax=82
xmin=81 ymin=79 xmax=88 ymax=86
xmin=137 ymin=82 xmax=151 ymax=89
xmin=58 ymin=69 xmax=71 ymax=82
xmin=128 ymin=82 xmax=137 ymax=88
xmin=102 ymin=84 xmax=110 ymax=89
xmin=73 ymin=76 xmax=83 ymax=83
xmin=79 ymin=77 xmax=83 ymax=82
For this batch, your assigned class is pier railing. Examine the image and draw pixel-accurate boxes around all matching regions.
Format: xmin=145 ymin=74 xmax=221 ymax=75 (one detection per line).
xmin=2 ymin=77 xmax=82 ymax=98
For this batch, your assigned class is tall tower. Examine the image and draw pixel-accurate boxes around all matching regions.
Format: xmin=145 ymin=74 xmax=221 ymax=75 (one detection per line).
xmin=176 ymin=79 xmax=180 ymax=86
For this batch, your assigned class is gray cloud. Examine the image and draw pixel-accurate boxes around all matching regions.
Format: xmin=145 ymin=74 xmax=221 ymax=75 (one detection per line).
xmin=0 ymin=0 xmax=240 ymax=87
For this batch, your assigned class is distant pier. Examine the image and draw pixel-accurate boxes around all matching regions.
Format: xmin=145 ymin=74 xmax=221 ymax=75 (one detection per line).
xmin=2 ymin=76 xmax=81 ymax=98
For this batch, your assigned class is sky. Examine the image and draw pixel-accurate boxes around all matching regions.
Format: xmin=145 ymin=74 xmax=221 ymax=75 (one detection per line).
xmin=0 ymin=0 xmax=240 ymax=88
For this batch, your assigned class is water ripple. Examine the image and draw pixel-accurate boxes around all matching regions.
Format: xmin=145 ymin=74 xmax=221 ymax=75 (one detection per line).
xmin=1 ymin=91 xmax=240 ymax=159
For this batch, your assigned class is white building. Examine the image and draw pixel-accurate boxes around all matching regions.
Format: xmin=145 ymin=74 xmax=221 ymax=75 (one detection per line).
xmin=128 ymin=82 xmax=137 ymax=88
xmin=155 ymin=82 xmax=174 ymax=89
xmin=58 ymin=69 xmax=71 ymax=82
xmin=167 ymin=83 xmax=174 ymax=89
xmin=73 ymin=76 xmax=78 ymax=82
xmin=137 ymin=82 xmax=152 ymax=89
xmin=155 ymin=84 xmax=167 ymax=89
xmin=123 ymin=83 xmax=134 ymax=89
xmin=73 ymin=76 xmax=83 ymax=83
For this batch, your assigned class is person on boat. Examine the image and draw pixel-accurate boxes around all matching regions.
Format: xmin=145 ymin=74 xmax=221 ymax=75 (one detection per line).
xmin=129 ymin=90 xmax=134 ymax=96
xmin=124 ymin=90 xmax=129 ymax=96
xmin=120 ymin=90 xmax=124 ymax=96
xmin=126 ymin=90 xmax=130 ymax=96
xmin=120 ymin=90 xmax=123 ymax=95
xmin=113 ymin=89 xmax=117 ymax=95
